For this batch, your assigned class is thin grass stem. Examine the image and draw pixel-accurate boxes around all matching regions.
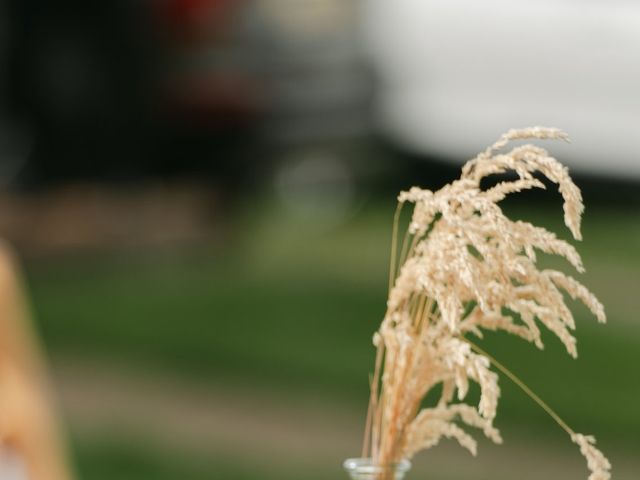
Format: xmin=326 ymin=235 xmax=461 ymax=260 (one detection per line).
xmin=388 ymin=202 xmax=403 ymax=294
xmin=464 ymin=338 xmax=575 ymax=437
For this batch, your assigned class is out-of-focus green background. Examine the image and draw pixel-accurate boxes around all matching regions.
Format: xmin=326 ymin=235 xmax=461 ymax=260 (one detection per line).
xmin=24 ymin=199 xmax=640 ymax=480
xmin=1 ymin=1 xmax=639 ymax=479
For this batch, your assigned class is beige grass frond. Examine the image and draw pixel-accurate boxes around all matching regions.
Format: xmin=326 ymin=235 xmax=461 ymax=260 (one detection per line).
xmin=361 ymin=128 xmax=609 ymax=480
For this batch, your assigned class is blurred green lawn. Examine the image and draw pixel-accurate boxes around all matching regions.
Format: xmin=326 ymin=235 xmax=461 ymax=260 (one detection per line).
xmin=23 ymin=199 xmax=640 ymax=478
xmin=75 ymin=437 xmax=332 ymax=480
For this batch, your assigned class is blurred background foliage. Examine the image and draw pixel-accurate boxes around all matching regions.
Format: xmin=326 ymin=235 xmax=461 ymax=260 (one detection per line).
xmin=1 ymin=0 xmax=639 ymax=479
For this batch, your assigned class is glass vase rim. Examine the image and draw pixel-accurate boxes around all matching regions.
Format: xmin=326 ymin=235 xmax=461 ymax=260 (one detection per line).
xmin=343 ymin=457 xmax=412 ymax=474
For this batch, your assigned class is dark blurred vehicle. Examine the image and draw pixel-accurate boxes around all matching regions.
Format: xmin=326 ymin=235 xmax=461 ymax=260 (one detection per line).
xmin=1 ymin=0 xmax=370 ymax=190
xmin=3 ymin=0 xmax=260 ymax=187
xmin=362 ymin=0 xmax=640 ymax=179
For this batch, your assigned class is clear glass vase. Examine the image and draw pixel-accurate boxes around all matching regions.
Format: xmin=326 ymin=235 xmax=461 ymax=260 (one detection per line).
xmin=343 ymin=458 xmax=411 ymax=480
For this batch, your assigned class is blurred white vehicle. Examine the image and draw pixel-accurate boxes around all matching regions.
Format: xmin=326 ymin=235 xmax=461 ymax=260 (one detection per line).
xmin=362 ymin=0 xmax=640 ymax=179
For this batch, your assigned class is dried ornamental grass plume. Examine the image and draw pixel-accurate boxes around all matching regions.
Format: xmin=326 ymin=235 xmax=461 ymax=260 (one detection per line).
xmin=361 ymin=127 xmax=611 ymax=480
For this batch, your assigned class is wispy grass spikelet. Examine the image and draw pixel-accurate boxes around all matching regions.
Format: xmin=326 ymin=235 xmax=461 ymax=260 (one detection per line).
xmin=361 ymin=127 xmax=610 ymax=480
